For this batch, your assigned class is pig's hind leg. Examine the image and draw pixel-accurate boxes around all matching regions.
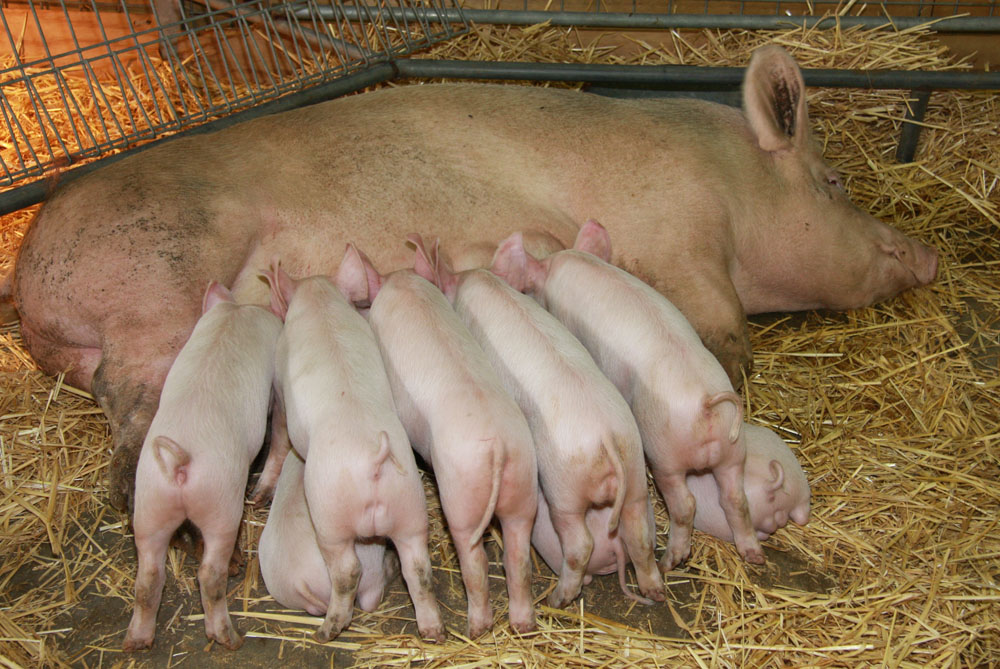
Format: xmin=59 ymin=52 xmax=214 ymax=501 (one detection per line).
xmin=618 ymin=498 xmax=666 ymax=602
xmin=712 ymin=463 xmax=765 ymax=565
xmin=498 ymin=513 xmax=536 ymax=633
xmin=655 ymin=470 xmax=696 ymax=573
xmin=315 ymin=538 xmax=361 ymax=643
xmin=451 ymin=529 xmax=494 ymax=638
xmin=195 ymin=516 xmax=244 ymax=649
xmin=392 ymin=533 xmax=446 ymax=642
xmin=545 ymin=505 xmax=594 ymax=609
xmin=124 ymin=508 xmax=186 ymax=650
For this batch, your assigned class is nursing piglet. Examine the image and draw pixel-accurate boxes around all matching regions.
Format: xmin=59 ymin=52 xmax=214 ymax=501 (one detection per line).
xmin=413 ymin=236 xmax=664 ymax=608
xmin=265 ymin=260 xmax=444 ymax=642
xmin=258 ymin=449 xmax=397 ymax=616
xmin=492 ymin=221 xmax=763 ymax=571
xmin=124 ymin=282 xmax=282 ymax=651
xmin=338 ymin=245 xmax=538 ymax=637
xmin=691 ymin=424 xmax=810 ymax=542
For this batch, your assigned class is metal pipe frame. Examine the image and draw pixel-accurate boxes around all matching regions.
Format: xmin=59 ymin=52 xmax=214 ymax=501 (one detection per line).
xmin=317 ymin=6 xmax=1000 ymax=32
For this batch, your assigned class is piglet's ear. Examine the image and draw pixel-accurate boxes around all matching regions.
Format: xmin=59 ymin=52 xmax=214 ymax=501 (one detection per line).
xmin=260 ymin=260 xmax=294 ymax=320
xmin=202 ymin=281 xmax=234 ymax=314
xmin=335 ymin=243 xmax=383 ymax=306
xmin=573 ymin=219 xmax=612 ymax=262
xmin=743 ymin=44 xmax=809 ymax=153
xmin=408 ymin=233 xmax=438 ymax=284
xmin=766 ymin=460 xmax=785 ymax=493
xmin=490 ymin=232 xmax=531 ymax=292
xmin=430 ymin=238 xmax=460 ymax=300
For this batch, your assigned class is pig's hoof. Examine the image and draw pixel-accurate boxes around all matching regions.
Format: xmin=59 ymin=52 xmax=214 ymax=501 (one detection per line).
xmin=249 ymin=483 xmax=274 ymax=507
xmin=420 ymin=624 xmax=447 ymax=643
xmin=545 ymin=590 xmax=576 ymax=610
xmin=643 ymin=585 xmax=667 ymax=603
xmin=742 ymin=547 xmax=766 ymax=565
xmin=122 ymin=633 xmax=153 ymax=652
xmin=467 ymin=619 xmax=492 ymax=639
xmin=509 ymin=616 xmax=537 ymax=635
xmin=658 ymin=551 xmax=689 ymax=574
xmin=210 ymin=630 xmax=244 ymax=651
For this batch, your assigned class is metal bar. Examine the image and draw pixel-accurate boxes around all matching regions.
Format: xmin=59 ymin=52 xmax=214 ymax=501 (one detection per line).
xmin=308 ymin=6 xmax=1000 ymax=31
xmin=394 ymin=59 xmax=1000 ymax=90
xmin=896 ymin=90 xmax=933 ymax=163
xmin=0 ymin=62 xmax=398 ymax=216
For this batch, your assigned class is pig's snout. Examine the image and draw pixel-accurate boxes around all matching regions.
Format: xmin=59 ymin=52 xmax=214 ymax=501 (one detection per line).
xmin=884 ymin=237 xmax=938 ymax=287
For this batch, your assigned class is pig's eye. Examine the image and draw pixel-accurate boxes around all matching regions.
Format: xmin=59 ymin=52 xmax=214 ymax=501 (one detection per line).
xmin=827 ymin=173 xmax=844 ymax=191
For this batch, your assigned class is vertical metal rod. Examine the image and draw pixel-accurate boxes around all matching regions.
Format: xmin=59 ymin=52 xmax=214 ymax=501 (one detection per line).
xmin=896 ymin=89 xmax=932 ymax=163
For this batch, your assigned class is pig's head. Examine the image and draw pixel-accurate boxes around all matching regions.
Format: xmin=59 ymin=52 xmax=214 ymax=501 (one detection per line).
xmin=739 ymin=45 xmax=937 ymax=313
xmin=335 ymin=243 xmax=385 ymax=307
xmin=741 ymin=424 xmax=810 ymax=539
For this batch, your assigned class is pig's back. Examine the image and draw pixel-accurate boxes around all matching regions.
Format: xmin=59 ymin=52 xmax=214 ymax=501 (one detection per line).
xmin=455 ymin=270 xmax=634 ymax=448
xmin=545 ymin=251 xmax=732 ymax=394
xmin=148 ymin=302 xmax=281 ymax=454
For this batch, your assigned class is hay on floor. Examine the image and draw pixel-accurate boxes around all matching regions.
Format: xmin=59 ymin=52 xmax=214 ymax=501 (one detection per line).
xmin=1 ymin=18 xmax=998 ymax=668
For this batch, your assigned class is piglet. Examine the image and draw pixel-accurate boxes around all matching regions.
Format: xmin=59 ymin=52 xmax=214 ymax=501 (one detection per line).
xmin=264 ymin=258 xmax=444 ymax=643
xmin=691 ymin=424 xmax=810 ymax=541
xmin=338 ymin=245 xmax=538 ymax=637
xmin=491 ymin=221 xmax=764 ymax=572
xmin=124 ymin=282 xmax=282 ymax=651
xmin=258 ymin=449 xmax=397 ymax=616
xmin=413 ymin=236 xmax=664 ymax=608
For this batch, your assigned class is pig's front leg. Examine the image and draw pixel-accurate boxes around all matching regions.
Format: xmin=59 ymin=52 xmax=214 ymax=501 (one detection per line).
xmin=712 ymin=464 xmax=765 ymax=565
xmin=655 ymin=470 xmax=696 ymax=573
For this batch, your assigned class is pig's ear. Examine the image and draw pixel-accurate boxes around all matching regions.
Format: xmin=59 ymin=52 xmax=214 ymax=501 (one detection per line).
xmin=408 ymin=233 xmax=438 ymax=284
xmin=743 ymin=45 xmax=809 ymax=153
xmin=260 ymin=261 xmax=294 ymax=319
xmin=573 ymin=219 xmax=612 ymax=262
xmin=766 ymin=460 xmax=786 ymax=493
xmin=336 ymin=243 xmax=383 ymax=306
xmin=202 ymin=281 xmax=234 ymax=314
xmin=490 ymin=232 xmax=532 ymax=292
xmin=431 ymin=238 xmax=460 ymax=300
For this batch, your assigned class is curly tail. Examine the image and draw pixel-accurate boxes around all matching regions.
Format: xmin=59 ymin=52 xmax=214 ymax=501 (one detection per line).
xmin=372 ymin=431 xmax=405 ymax=480
xmin=468 ymin=440 xmax=504 ymax=550
xmin=602 ymin=433 xmax=627 ymax=534
xmin=705 ymin=391 xmax=743 ymax=443
xmin=153 ymin=436 xmax=192 ymax=486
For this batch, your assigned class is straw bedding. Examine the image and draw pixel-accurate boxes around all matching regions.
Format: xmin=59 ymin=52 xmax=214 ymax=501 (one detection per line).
xmin=1 ymin=17 xmax=998 ymax=668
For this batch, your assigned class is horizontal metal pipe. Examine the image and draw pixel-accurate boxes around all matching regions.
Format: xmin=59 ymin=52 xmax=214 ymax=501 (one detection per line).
xmin=0 ymin=62 xmax=397 ymax=216
xmin=313 ymin=6 xmax=1000 ymax=32
xmin=395 ymin=59 xmax=1000 ymax=90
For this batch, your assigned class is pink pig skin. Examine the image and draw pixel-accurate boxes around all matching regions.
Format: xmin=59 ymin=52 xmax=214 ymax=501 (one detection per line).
xmin=124 ymin=282 xmax=282 ymax=652
xmin=531 ymin=489 xmax=657 ymax=602
xmin=258 ymin=450 xmax=396 ymax=616
xmin=412 ymin=236 xmax=665 ymax=609
xmin=264 ymin=261 xmax=445 ymax=643
xmin=492 ymin=222 xmax=764 ymax=572
xmin=690 ymin=424 xmax=810 ymax=542
xmin=338 ymin=246 xmax=539 ymax=637
xmin=13 ymin=47 xmax=937 ymax=514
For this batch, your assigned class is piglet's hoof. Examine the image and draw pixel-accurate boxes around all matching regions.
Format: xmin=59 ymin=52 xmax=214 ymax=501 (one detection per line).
xmin=209 ymin=629 xmax=244 ymax=651
xmin=122 ymin=634 xmax=153 ymax=652
xmin=420 ymin=624 xmax=447 ymax=643
xmin=742 ymin=547 xmax=766 ymax=565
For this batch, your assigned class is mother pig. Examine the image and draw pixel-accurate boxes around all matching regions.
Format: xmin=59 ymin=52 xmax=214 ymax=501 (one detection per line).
xmin=11 ymin=45 xmax=936 ymax=510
